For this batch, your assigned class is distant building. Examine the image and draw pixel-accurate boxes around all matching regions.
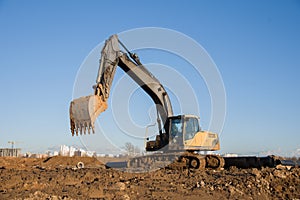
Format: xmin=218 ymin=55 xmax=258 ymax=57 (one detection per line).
xmin=0 ymin=148 xmax=21 ymax=157
xmin=69 ymin=146 xmax=76 ymax=157
xmin=30 ymin=153 xmax=48 ymax=158
xmin=74 ymin=150 xmax=82 ymax=157
xmin=58 ymin=145 xmax=96 ymax=157
xmin=60 ymin=145 xmax=70 ymax=156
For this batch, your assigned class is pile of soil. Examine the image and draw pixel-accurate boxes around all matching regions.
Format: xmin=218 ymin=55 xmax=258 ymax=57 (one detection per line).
xmin=41 ymin=156 xmax=104 ymax=169
xmin=0 ymin=157 xmax=299 ymax=199
xmin=0 ymin=157 xmax=42 ymax=170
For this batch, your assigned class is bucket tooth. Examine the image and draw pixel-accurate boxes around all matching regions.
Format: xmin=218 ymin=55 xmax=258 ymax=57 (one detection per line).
xmin=80 ymin=123 xmax=83 ymax=135
xmin=91 ymin=124 xmax=95 ymax=134
xmin=83 ymin=122 xmax=87 ymax=134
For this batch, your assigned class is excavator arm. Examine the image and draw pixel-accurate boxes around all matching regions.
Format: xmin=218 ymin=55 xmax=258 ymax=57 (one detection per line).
xmin=70 ymin=34 xmax=173 ymax=136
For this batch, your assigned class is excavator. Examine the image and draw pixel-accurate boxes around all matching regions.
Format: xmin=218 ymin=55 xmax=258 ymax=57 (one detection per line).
xmin=69 ymin=34 xmax=299 ymax=170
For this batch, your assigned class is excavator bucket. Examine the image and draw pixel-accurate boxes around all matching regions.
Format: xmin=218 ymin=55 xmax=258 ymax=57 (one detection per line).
xmin=69 ymin=95 xmax=108 ymax=136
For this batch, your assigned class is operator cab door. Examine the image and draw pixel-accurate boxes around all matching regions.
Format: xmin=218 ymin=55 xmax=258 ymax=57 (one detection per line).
xmin=168 ymin=116 xmax=184 ymax=150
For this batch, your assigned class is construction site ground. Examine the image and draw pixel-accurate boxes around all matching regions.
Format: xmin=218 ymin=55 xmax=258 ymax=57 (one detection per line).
xmin=0 ymin=156 xmax=299 ymax=200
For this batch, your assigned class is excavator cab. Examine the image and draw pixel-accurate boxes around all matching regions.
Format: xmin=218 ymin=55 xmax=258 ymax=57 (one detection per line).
xmin=168 ymin=115 xmax=201 ymax=151
xmin=146 ymin=114 xmax=220 ymax=152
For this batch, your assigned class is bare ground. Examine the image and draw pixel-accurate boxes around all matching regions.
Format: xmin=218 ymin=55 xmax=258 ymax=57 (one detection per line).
xmin=0 ymin=156 xmax=299 ymax=200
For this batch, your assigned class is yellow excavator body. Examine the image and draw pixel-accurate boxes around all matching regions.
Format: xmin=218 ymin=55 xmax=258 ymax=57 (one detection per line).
xmin=184 ymin=131 xmax=220 ymax=151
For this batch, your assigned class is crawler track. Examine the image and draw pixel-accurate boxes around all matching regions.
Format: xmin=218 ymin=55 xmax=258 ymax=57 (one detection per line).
xmin=106 ymin=154 xmax=300 ymax=171
xmin=124 ymin=152 xmax=225 ymax=171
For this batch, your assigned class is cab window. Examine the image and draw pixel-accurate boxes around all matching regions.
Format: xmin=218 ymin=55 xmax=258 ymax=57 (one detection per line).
xmin=170 ymin=118 xmax=183 ymax=138
xmin=184 ymin=117 xmax=199 ymax=140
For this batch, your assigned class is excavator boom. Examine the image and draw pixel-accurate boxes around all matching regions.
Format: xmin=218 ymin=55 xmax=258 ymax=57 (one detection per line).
xmin=70 ymin=35 xmax=173 ymax=136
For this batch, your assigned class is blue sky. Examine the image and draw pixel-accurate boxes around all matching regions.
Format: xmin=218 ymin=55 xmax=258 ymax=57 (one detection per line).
xmin=0 ymin=0 xmax=299 ymax=156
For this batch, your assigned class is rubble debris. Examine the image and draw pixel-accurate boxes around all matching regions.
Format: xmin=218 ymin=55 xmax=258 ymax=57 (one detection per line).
xmin=0 ymin=157 xmax=299 ymax=199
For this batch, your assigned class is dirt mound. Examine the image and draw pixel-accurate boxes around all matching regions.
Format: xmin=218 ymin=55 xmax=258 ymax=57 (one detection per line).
xmin=0 ymin=157 xmax=299 ymax=199
xmin=0 ymin=157 xmax=42 ymax=169
xmin=0 ymin=156 xmax=104 ymax=170
xmin=41 ymin=156 xmax=104 ymax=168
